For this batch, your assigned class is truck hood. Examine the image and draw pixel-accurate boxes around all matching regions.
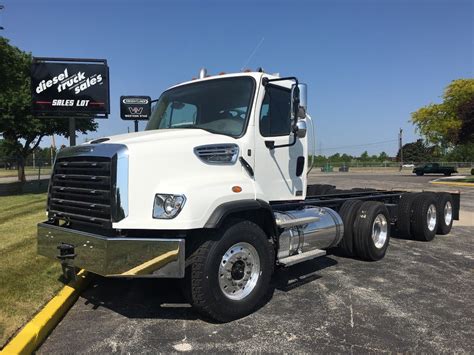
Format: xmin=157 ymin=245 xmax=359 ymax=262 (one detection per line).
xmin=93 ymin=128 xmax=236 ymax=146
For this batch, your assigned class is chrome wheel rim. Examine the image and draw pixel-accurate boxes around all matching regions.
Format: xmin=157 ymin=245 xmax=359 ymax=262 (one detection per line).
xmin=372 ymin=214 xmax=388 ymax=249
xmin=444 ymin=201 xmax=453 ymax=226
xmin=218 ymin=242 xmax=261 ymax=301
xmin=427 ymin=204 xmax=437 ymax=231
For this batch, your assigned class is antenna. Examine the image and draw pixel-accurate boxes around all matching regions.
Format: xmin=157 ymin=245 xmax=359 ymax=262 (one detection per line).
xmin=241 ymin=37 xmax=264 ymax=70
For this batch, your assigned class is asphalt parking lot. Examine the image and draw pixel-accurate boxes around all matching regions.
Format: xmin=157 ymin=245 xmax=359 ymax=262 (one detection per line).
xmin=39 ymin=173 xmax=474 ymax=353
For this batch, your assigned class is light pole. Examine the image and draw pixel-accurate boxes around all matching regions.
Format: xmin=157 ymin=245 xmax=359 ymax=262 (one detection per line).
xmin=399 ymin=128 xmax=403 ymax=171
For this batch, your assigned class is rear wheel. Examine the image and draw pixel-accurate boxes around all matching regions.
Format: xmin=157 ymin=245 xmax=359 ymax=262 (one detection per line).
xmin=184 ymin=219 xmax=274 ymax=322
xmin=337 ymin=200 xmax=363 ymax=256
xmin=351 ymin=188 xmax=376 ymax=192
xmin=435 ymin=193 xmax=454 ymax=235
xmin=411 ymin=193 xmax=438 ymax=241
xmin=353 ymin=201 xmax=391 ymax=261
xmin=395 ymin=193 xmax=419 ymax=238
xmin=314 ymin=185 xmax=335 ymax=195
xmin=416 ymin=172 xmax=424 ymax=176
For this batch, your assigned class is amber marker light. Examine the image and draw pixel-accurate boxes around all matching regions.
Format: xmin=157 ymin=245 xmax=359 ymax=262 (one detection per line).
xmin=232 ymin=186 xmax=242 ymax=193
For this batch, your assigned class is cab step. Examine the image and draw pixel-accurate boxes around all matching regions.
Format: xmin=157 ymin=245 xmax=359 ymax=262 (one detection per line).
xmin=278 ymin=249 xmax=326 ymax=266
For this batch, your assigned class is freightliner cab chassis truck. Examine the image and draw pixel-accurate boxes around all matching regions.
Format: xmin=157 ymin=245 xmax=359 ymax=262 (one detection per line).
xmin=38 ymin=69 xmax=460 ymax=321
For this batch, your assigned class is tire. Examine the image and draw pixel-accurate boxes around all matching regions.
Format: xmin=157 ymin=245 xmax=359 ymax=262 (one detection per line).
xmin=416 ymin=172 xmax=424 ymax=176
xmin=353 ymin=201 xmax=391 ymax=261
xmin=351 ymin=188 xmax=376 ymax=192
xmin=435 ymin=192 xmax=454 ymax=235
xmin=313 ymin=184 xmax=336 ymax=195
xmin=327 ymin=189 xmax=347 ymax=195
xmin=337 ymin=200 xmax=363 ymax=257
xmin=307 ymin=184 xmax=334 ymax=196
xmin=410 ymin=193 xmax=438 ymax=241
xmin=395 ymin=193 xmax=419 ymax=238
xmin=184 ymin=219 xmax=274 ymax=322
xmin=444 ymin=172 xmax=451 ymax=176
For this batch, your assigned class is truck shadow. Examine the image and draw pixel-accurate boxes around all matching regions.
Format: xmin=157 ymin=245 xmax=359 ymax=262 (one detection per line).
xmin=273 ymin=256 xmax=338 ymax=292
xmin=78 ymin=256 xmax=338 ymax=322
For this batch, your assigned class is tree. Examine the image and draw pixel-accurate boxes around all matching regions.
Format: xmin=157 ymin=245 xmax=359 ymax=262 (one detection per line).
xmin=359 ymin=151 xmax=369 ymax=161
xmin=378 ymin=151 xmax=389 ymax=162
xmin=446 ymin=143 xmax=474 ymax=162
xmin=396 ymin=139 xmax=433 ymax=163
xmin=457 ymin=96 xmax=474 ymax=144
xmin=0 ymin=37 xmax=98 ymax=181
xmin=411 ymin=79 xmax=474 ymax=147
xmin=340 ymin=153 xmax=352 ymax=163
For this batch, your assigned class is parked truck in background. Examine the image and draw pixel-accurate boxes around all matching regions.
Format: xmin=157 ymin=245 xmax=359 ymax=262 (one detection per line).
xmin=38 ymin=69 xmax=460 ymax=321
xmin=413 ymin=163 xmax=458 ymax=176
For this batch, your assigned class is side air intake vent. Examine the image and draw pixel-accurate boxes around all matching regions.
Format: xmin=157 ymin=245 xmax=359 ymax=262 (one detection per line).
xmin=194 ymin=144 xmax=239 ymax=165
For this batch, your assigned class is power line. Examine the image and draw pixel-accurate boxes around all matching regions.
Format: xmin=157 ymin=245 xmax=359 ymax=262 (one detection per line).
xmin=319 ymin=139 xmax=398 ymax=152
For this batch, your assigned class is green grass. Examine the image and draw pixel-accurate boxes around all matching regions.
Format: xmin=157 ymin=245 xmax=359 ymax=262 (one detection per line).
xmin=0 ymin=193 xmax=62 ymax=347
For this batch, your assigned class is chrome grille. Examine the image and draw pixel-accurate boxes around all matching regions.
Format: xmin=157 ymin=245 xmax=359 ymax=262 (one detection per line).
xmin=48 ymin=157 xmax=113 ymax=228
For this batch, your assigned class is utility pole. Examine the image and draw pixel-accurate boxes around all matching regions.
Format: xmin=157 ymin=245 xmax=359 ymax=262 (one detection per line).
xmin=399 ymin=128 xmax=403 ymax=171
xmin=0 ymin=5 xmax=4 ymax=30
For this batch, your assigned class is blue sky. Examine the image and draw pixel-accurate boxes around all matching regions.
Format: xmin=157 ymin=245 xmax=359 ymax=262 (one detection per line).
xmin=2 ymin=0 xmax=473 ymax=155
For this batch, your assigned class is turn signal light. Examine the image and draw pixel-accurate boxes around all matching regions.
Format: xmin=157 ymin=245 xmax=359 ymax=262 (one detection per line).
xmin=232 ymin=186 xmax=242 ymax=193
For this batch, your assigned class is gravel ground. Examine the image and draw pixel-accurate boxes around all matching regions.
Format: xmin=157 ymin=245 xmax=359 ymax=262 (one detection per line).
xmin=38 ymin=173 xmax=474 ymax=353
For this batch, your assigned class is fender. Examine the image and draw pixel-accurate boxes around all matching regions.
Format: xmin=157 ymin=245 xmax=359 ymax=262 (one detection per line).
xmin=204 ymin=199 xmax=278 ymax=236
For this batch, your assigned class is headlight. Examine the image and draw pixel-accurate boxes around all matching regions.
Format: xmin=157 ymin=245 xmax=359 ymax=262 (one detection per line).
xmin=153 ymin=194 xmax=186 ymax=219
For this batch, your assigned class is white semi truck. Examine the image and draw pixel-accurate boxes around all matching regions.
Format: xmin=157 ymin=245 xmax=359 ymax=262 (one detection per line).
xmin=38 ymin=69 xmax=460 ymax=321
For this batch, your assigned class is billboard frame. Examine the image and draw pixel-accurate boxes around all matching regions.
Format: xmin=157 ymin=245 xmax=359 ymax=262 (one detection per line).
xmin=31 ymin=57 xmax=110 ymax=119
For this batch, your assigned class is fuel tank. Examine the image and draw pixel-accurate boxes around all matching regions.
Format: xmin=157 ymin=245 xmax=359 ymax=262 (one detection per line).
xmin=274 ymin=207 xmax=344 ymax=259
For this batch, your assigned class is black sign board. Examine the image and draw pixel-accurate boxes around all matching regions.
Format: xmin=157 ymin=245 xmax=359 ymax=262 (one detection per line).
xmin=31 ymin=58 xmax=110 ymax=118
xmin=120 ymin=96 xmax=151 ymax=120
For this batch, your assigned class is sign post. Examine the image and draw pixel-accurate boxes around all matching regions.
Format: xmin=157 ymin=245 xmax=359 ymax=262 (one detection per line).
xmin=69 ymin=117 xmax=76 ymax=146
xmin=120 ymin=96 xmax=151 ymax=132
xmin=31 ymin=57 xmax=110 ymax=146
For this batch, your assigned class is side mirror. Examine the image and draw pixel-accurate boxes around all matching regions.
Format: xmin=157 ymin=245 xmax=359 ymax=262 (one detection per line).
xmin=291 ymin=83 xmax=308 ymax=121
xmin=295 ymin=120 xmax=307 ymax=138
xmin=298 ymin=83 xmax=307 ymax=118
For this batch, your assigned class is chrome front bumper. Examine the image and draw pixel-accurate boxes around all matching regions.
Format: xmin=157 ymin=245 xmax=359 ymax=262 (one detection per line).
xmin=37 ymin=223 xmax=185 ymax=278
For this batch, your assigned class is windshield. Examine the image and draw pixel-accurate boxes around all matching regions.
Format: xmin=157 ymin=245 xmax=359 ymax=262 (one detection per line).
xmin=146 ymin=77 xmax=255 ymax=137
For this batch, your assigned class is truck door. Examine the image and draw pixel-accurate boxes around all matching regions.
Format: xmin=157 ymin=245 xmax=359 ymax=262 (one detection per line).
xmin=253 ymin=84 xmax=307 ymax=202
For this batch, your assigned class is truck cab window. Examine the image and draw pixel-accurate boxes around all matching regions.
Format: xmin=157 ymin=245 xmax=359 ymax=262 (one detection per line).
xmin=147 ymin=77 xmax=255 ymax=137
xmin=158 ymin=102 xmax=197 ymax=128
xmin=260 ymin=85 xmax=291 ymax=137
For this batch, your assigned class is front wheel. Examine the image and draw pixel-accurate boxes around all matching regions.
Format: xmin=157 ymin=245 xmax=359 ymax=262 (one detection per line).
xmin=184 ymin=219 xmax=274 ymax=322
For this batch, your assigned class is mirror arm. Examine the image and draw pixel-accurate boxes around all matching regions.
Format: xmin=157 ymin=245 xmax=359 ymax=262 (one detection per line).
xmin=262 ymin=76 xmax=299 ymax=87
xmin=265 ymin=134 xmax=297 ymax=150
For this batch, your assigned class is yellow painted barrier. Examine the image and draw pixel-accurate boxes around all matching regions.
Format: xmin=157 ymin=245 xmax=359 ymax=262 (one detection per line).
xmin=431 ymin=181 xmax=474 ymax=187
xmin=1 ymin=270 xmax=90 ymax=355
